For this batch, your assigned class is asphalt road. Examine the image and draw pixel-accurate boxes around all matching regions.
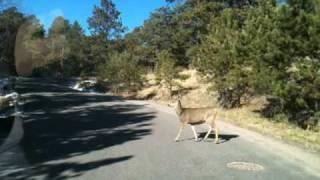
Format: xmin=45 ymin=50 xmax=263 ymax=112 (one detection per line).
xmin=0 ymin=78 xmax=319 ymax=180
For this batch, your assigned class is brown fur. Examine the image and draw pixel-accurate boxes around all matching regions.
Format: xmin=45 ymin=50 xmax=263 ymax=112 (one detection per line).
xmin=174 ymin=100 xmax=219 ymax=143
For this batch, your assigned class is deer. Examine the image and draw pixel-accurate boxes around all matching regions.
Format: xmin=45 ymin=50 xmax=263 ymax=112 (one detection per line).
xmin=174 ymin=99 xmax=219 ymax=143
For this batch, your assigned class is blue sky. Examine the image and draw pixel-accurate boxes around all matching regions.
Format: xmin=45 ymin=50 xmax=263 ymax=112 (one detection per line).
xmin=20 ymin=0 xmax=167 ymax=34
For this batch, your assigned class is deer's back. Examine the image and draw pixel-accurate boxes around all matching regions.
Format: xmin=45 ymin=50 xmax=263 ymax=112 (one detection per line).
xmin=179 ymin=107 xmax=216 ymax=124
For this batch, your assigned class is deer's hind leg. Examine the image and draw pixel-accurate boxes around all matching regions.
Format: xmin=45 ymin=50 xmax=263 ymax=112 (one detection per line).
xmin=204 ymin=113 xmax=219 ymax=143
xmin=191 ymin=125 xmax=200 ymax=141
xmin=213 ymin=121 xmax=219 ymax=144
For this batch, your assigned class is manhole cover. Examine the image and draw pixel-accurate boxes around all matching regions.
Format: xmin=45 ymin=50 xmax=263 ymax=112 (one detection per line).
xmin=227 ymin=162 xmax=264 ymax=171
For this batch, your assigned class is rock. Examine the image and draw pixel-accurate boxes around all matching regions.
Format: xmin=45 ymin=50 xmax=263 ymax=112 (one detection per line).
xmin=136 ymin=86 xmax=159 ymax=100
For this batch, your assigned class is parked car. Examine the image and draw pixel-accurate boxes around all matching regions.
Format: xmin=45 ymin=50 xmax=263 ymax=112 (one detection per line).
xmin=72 ymin=79 xmax=105 ymax=93
xmin=0 ymin=77 xmax=18 ymax=119
xmin=73 ymin=80 xmax=96 ymax=91
xmin=0 ymin=77 xmax=18 ymax=146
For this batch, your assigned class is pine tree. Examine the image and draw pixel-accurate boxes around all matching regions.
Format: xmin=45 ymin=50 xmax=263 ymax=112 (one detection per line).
xmin=88 ymin=0 xmax=125 ymax=40
xmin=87 ymin=0 xmax=125 ymax=73
xmin=65 ymin=21 xmax=86 ymax=76
xmin=0 ymin=7 xmax=26 ymax=75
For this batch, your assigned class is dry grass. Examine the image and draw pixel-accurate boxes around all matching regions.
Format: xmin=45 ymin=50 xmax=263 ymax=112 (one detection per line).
xmin=175 ymin=69 xmax=200 ymax=89
xmin=136 ymin=86 xmax=159 ymax=99
xmin=143 ymin=73 xmax=158 ymax=86
xmin=222 ymin=107 xmax=320 ymax=153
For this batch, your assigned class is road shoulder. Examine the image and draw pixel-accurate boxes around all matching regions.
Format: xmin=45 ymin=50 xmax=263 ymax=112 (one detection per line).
xmin=142 ymin=100 xmax=320 ymax=178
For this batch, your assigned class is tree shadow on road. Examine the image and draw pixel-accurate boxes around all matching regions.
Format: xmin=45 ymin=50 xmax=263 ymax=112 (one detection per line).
xmin=1 ymin=84 xmax=155 ymax=180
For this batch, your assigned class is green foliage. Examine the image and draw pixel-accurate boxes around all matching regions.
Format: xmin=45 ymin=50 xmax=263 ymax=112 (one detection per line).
xmin=156 ymin=50 xmax=177 ymax=96
xmin=2 ymin=0 xmax=320 ymax=130
xmin=278 ymin=57 xmax=320 ymax=116
xmin=120 ymin=0 xmax=319 ymax=129
xmin=87 ymin=0 xmax=126 ymax=75
xmin=87 ymin=0 xmax=125 ymax=40
xmin=194 ymin=7 xmax=253 ymax=108
xmin=64 ymin=21 xmax=86 ymax=76
xmin=124 ymin=0 xmax=227 ymax=67
xmin=0 ymin=7 xmax=26 ymax=75
xmin=193 ymin=0 xmax=320 ymax=128
xmin=98 ymin=51 xmax=142 ymax=93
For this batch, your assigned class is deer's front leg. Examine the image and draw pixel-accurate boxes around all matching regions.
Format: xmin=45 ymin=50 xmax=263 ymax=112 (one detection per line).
xmin=175 ymin=124 xmax=184 ymax=142
xmin=203 ymin=125 xmax=212 ymax=141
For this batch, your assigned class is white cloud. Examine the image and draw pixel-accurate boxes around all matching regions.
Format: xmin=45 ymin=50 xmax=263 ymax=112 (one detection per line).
xmin=38 ymin=8 xmax=64 ymax=30
xmin=49 ymin=8 xmax=64 ymax=17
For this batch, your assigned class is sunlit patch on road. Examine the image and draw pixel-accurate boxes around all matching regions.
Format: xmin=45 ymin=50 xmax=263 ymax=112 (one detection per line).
xmin=227 ymin=162 xmax=264 ymax=171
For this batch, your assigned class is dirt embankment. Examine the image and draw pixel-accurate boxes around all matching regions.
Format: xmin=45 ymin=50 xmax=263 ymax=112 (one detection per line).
xmin=136 ymin=70 xmax=216 ymax=106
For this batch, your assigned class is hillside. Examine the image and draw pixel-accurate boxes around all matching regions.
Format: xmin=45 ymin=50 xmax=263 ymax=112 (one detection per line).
xmin=134 ymin=69 xmax=320 ymax=153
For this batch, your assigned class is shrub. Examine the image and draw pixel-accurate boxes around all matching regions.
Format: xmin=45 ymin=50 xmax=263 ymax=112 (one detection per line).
xmin=155 ymin=50 xmax=177 ymax=96
xmin=98 ymin=51 xmax=143 ymax=93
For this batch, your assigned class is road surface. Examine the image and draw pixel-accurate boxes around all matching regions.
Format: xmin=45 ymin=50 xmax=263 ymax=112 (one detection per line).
xmin=0 ymin=78 xmax=319 ymax=180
